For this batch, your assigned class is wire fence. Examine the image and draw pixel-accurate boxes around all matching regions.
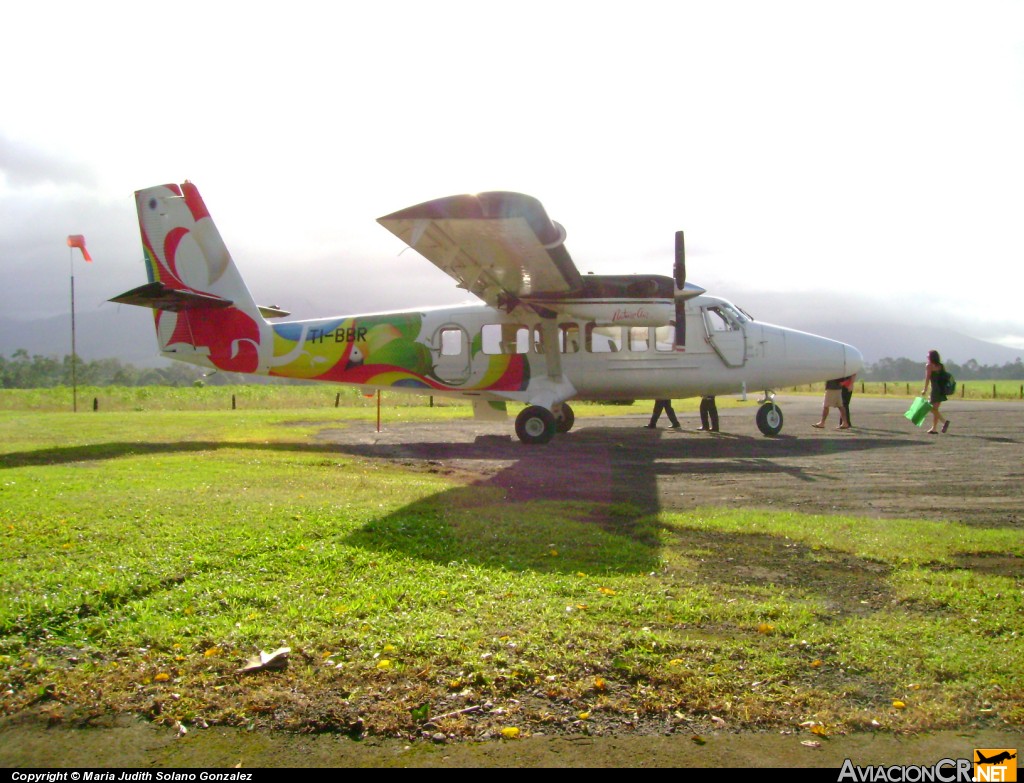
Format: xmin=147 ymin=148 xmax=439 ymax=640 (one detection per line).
xmin=786 ymin=381 xmax=1024 ymax=400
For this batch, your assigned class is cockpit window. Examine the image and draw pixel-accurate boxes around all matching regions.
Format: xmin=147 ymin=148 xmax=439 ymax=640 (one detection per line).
xmin=704 ymin=307 xmax=734 ymax=332
xmin=705 ymin=303 xmax=749 ymax=331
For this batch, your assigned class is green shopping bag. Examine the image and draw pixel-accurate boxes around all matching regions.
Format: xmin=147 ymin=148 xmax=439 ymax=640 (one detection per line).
xmin=904 ymin=396 xmax=932 ymax=426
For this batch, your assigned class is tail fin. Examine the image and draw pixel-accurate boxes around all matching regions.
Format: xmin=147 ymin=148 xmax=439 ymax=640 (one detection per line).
xmin=111 ymin=182 xmax=270 ymax=374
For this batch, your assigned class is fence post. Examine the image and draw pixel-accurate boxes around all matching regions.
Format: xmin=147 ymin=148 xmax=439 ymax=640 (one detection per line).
xmin=93 ymin=397 xmax=98 ymax=411
xmin=335 ymin=393 xmax=340 ymax=408
xmin=232 ymin=394 xmax=236 ymax=410
xmin=883 ymin=382 xmax=887 ymax=395
xmin=993 ymin=384 xmax=997 ymax=400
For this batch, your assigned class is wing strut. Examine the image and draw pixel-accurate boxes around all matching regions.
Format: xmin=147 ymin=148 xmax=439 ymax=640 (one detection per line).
xmin=538 ymin=318 xmax=563 ymax=381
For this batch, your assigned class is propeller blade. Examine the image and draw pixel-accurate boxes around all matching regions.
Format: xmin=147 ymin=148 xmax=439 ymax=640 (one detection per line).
xmin=674 ymin=230 xmax=685 ymax=289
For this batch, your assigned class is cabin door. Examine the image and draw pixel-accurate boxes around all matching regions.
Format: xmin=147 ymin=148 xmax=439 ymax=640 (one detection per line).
xmin=432 ymin=325 xmax=473 ymax=385
xmin=702 ymin=306 xmax=747 ymax=367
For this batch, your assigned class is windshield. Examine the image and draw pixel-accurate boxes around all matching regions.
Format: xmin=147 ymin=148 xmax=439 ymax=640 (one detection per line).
xmin=704 ymin=301 xmax=750 ymax=331
xmin=721 ymin=302 xmax=749 ymax=325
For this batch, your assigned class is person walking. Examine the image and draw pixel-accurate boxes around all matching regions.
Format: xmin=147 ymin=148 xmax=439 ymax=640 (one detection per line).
xmin=812 ymin=378 xmax=849 ymax=429
xmin=840 ymin=374 xmax=856 ymax=428
xmin=922 ymin=350 xmax=951 ymax=434
xmin=647 ymin=399 xmax=681 ymax=429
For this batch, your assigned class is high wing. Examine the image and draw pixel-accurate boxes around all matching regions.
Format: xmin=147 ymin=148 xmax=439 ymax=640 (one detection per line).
xmin=377 ymin=192 xmax=584 ymax=309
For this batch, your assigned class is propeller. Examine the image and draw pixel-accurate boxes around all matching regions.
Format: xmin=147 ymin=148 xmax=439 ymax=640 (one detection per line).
xmin=673 ymin=230 xmax=685 ymax=289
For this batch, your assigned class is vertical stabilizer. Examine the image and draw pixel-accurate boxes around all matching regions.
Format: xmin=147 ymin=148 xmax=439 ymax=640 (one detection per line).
xmin=128 ymin=182 xmax=269 ymax=374
xmin=136 ymin=182 xmax=260 ymax=312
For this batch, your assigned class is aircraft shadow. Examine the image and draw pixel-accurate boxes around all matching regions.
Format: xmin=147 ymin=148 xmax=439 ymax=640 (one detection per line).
xmin=2 ymin=424 xmax=924 ymax=576
xmin=0 ymin=440 xmax=345 ymax=469
xmin=327 ymin=424 xmax=923 ymax=574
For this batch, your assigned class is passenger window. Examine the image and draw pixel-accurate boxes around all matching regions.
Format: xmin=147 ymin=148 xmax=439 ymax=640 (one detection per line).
xmin=482 ymin=323 xmax=528 ymax=354
xmin=586 ymin=323 xmax=623 ymax=353
xmin=534 ymin=323 xmax=581 ymax=354
xmin=439 ymin=328 xmax=464 ymax=356
xmin=655 ymin=325 xmax=676 ymax=352
xmin=629 ymin=327 xmax=649 ymax=351
xmin=560 ymin=323 xmax=579 ymax=353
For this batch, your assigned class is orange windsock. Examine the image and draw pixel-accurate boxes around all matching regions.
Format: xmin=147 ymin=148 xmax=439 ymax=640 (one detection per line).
xmin=66 ymin=234 xmax=92 ymax=262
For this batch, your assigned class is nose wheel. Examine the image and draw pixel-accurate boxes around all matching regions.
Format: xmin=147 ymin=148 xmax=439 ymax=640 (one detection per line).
xmin=756 ymin=402 xmax=784 ymax=436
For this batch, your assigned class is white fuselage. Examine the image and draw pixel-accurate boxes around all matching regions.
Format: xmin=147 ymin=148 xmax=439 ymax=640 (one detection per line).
xmin=218 ymin=292 xmax=862 ymax=406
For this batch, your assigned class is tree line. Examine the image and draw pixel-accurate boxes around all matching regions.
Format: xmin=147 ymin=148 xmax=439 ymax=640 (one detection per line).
xmin=865 ymin=356 xmax=1024 ymax=382
xmin=0 ymin=350 xmax=283 ymax=388
xmin=1 ymin=349 xmax=1022 ymax=389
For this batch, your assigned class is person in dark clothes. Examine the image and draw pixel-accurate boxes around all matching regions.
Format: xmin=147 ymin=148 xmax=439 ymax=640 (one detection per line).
xmin=647 ymin=399 xmax=681 ymax=429
xmin=840 ymin=374 xmax=856 ymax=428
xmin=922 ymin=350 xmax=951 ymax=434
xmin=698 ymin=395 xmax=719 ymax=431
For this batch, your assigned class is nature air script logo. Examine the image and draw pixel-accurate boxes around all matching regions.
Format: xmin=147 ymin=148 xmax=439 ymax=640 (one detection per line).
xmin=975 ymin=750 xmax=1017 ymax=782
xmin=836 ymin=750 xmax=1017 ymax=782
xmin=611 ymin=307 xmax=650 ymax=322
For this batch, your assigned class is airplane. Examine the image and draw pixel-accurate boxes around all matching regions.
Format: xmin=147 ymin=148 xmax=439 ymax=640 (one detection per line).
xmin=976 ymin=751 xmax=1016 ymax=765
xmin=111 ymin=182 xmax=863 ymax=444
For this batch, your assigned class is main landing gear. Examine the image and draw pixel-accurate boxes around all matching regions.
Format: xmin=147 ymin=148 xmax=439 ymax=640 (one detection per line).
xmin=515 ymin=403 xmax=575 ymax=444
xmin=554 ymin=403 xmax=575 ymax=433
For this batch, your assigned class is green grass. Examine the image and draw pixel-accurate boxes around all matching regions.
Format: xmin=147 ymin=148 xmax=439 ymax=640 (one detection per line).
xmin=0 ymin=385 xmax=474 ymax=412
xmin=1 ymin=384 xmax=804 ymax=413
xmin=0 ymin=409 xmax=1020 ymax=738
xmin=4 ymin=381 xmax=1022 ymax=419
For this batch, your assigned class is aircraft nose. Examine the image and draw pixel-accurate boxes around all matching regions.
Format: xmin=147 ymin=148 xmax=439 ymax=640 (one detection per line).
xmin=844 ymin=343 xmax=865 ymax=376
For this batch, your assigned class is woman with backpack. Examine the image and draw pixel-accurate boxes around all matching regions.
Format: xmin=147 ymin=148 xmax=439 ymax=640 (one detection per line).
xmin=922 ymin=349 xmax=951 ymax=434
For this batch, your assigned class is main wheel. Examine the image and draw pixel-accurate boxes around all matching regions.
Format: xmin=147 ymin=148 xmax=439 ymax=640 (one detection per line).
xmin=756 ymin=403 xmax=784 ymax=437
xmin=554 ymin=403 xmax=575 ymax=433
xmin=515 ymin=405 xmax=556 ymax=444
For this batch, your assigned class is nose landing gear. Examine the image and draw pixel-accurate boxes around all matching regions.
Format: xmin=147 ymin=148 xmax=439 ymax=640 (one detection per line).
xmin=756 ymin=395 xmax=784 ymax=437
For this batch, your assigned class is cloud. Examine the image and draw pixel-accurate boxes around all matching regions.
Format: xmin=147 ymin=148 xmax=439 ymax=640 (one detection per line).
xmin=0 ymin=133 xmax=97 ymax=190
xmin=0 ymin=185 xmax=136 ymax=321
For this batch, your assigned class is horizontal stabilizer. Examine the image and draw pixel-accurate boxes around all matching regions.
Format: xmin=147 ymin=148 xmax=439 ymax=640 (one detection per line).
xmin=258 ymin=304 xmax=291 ymax=319
xmin=109 ymin=281 xmax=234 ymax=312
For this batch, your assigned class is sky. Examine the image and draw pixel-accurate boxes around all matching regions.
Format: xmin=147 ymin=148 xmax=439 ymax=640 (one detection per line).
xmin=2 ymin=0 xmax=1023 ymax=356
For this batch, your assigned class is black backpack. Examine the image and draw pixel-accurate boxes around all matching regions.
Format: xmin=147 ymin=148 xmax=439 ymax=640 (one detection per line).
xmin=939 ymin=369 xmax=956 ymax=396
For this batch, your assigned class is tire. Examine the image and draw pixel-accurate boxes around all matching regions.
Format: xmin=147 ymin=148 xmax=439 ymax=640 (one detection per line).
xmin=554 ymin=403 xmax=575 ymax=433
xmin=756 ymin=403 xmax=783 ymax=437
xmin=515 ymin=405 xmax=556 ymax=444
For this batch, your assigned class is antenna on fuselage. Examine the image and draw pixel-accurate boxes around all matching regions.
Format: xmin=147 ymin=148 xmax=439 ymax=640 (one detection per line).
xmin=674 ymin=230 xmax=686 ymax=289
